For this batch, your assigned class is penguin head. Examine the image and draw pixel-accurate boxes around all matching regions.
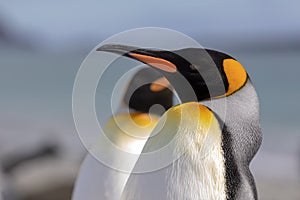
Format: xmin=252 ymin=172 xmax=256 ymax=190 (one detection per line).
xmin=124 ymin=67 xmax=173 ymax=115
xmin=97 ymin=44 xmax=248 ymax=102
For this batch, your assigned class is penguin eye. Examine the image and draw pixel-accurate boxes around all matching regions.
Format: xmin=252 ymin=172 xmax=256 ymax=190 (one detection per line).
xmin=128 ymin=53 xmax=177 ymax=73
xmin=222 ymin=59 xmax=248 ymax=96
xmin=150 ymin=77 xmax=171 ymax=92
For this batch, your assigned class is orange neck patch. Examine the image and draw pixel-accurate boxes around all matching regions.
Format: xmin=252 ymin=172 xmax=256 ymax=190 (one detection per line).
xmin=129 ymin=53 xmax=177 ymax=73
xmin=150 ymin=77 xmax=171 ymax=92
xmin=223 ymin=59 xmax=247 ymax=96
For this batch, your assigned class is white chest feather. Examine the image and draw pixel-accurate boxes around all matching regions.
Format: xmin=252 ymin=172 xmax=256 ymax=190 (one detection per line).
xmin=167 ymin=127 xmax=226 ymax=200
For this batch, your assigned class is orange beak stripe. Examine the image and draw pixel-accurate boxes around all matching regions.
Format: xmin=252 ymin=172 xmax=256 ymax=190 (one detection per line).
xmin=129 ymin=53 xmax=177 ymax=73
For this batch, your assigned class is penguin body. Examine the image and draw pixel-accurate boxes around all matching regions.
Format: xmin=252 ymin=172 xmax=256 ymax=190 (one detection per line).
xmin=120 ymin=96 xmax=260 ymax=200
xmin=72 ymin=68 xmax=174 ymax=200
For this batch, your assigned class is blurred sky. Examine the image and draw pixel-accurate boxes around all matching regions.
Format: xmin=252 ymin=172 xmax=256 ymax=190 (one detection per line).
xmin=1 ymin=0 xmax=300 ymax=51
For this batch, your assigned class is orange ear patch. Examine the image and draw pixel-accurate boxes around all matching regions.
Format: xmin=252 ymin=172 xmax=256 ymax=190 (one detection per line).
xmin=129 ymin=53 xmax=177 ymax=73
xmin=150 ymin=77 xmax=171 ymax=92
xmin=223 ymin=59 xmax=247 ymax=96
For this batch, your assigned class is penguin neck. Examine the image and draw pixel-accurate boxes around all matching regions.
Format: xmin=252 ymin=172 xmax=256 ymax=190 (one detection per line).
xmin=201 ymin=80 xmax=261 ymax=162
xmin=201 ymin=80 xmax=261 ymax=199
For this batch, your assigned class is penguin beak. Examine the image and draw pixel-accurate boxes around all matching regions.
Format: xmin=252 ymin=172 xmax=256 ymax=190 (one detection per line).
xmin=97 ymin=44 xmax=138 ymax=56
xmin=97 ymin=44 xmax=179 ymax=74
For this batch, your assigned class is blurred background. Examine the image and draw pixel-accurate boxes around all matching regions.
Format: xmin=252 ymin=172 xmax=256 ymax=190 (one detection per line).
xmin=0 ymin=1 xmax=299 ymax=200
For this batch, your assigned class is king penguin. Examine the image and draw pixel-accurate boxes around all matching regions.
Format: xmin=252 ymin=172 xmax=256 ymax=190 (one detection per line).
xmin=72 ymin=68 xmax=174 ymax=200
xmin=95 ymin=44 xmax=262 ymax=200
